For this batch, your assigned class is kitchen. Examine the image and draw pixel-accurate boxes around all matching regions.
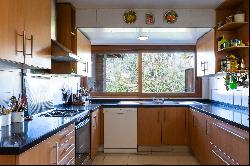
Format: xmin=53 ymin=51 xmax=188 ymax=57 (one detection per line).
xmin=0 ymin=0 xmax=249 ymax=165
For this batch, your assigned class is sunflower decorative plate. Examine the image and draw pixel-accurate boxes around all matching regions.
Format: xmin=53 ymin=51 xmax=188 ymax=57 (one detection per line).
xmin=164 ymin=10 xmax=178 ymax=24
xmin=123 ymin=10 xmax=137 ymax=24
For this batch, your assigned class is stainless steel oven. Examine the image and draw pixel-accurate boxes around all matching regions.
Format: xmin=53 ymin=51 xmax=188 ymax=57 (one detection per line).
xmin=75 ymin=114 xmax=91 ymax=165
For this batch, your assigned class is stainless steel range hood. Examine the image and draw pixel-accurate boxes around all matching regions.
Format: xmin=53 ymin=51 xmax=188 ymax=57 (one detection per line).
xmin=51 ymin=40 xmax=80 ymax=62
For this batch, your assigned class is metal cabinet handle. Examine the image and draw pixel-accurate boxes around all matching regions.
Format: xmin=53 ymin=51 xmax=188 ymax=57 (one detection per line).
xmin=212 ymin=149 xmax=230 ymax=165
xmin=25 ymin=35 xmax=33 ymax=58
xmin=16 ymin=31 xmax=26 ymax=55
xmin=66 ymin=157 xmax=75 ymax=165
xmin=213 ymin=122 xmax=247 ymax=141
xmin=70 ymin=31 xmax=76 ymax=36
xmin=52 ymin=142 xmax=59 ymax=165
xmin=65 ymin=130 xmax=74 ymax=137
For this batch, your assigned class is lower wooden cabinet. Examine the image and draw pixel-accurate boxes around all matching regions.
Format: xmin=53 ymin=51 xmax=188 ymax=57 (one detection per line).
xmin=138 ymin=107 xmax=187 ymax=146
xmin=91 ymin=108 xmax=101 ymax=159
xmin=0 ymin=124 xmax=75 ymax=165
xmin=189 ymin=109 xmax=210 ymax=165
xmin=209 ymin=117 xmax=249 ymax=165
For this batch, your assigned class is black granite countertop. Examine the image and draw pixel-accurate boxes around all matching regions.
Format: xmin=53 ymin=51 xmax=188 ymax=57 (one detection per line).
xmin=0 ymin=104 xmax=100 ymax=155
xmin=90 ymin=99 xmax=249 ymax=131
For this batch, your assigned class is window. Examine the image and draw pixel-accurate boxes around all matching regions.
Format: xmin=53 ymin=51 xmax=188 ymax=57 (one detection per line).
xmin=94 ymin=53 xmax=138 ymax=92
xmin=142 ymin=52 xmax=195 ymax=93
xmin=90 ymin=49 xmax=195 ymax=95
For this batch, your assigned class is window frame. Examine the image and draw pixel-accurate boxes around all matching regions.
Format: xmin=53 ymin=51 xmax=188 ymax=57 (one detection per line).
xmin=91 ymin=45 xmax=201 ymax=98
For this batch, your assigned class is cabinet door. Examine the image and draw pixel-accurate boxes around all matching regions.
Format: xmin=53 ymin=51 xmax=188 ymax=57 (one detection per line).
xmin=138 ymin=107 xmax=161 ymax=146
xmin=191 ymin=110 xmax=210 ymax=165
xmin=162 ymin=107 xmax=187 ymax=145
xmin=0 ymin=0 xmax=9 ymax=60
xmin=56 ymin=3 xmax=76 ymax=54
xmin=24 ymin=0 xmax=51 ymax=69
xmin=196 ymin=29 xmax=215 ymax=76
xmin=7 ymin=0 xmax=25 ymax=63
xmin=17 ymin=136 xmax=55 ymax=165
xmin=91 ymin=109 xmax=100 ymax=159
xmin=77 ymin=30 xmax=92 ymax=77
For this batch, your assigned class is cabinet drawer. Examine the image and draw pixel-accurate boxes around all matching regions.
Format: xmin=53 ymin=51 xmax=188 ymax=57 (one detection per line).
xmin=210 ymin=144 xmax=237 ymax=165
xmin=58 ymin=147 xmax=75 ymax=165
xmin=58 ymin=136 xmax=75 ymax=162
xmin=56 ymin=124 xmax=75 ymax=143
xmin=209 ymin=118 xmax=249 ymax=165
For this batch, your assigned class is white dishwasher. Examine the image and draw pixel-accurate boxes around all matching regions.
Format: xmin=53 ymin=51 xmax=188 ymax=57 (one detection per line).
xmin=103 ymin=107 xmax=137 ymax=153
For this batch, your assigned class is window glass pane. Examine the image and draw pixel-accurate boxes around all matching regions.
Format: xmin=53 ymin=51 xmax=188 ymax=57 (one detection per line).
xmin=99 ymin=53 xmax=138 ymax=92
xmin=142 ymin=52 xmax=195 ymax=93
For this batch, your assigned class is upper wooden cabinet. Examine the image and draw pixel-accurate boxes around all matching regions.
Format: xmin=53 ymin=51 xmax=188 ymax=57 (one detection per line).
xmin=24 ymin=0 xmax=51 ymax=69
xmin=51 ymin=29 xmax=92 ymax=76
xmin=138 ymin=107 xmax=187 ymax=146
xmin=196 ymin=29 xmax=216 ymax=77
xmin=0 ymin=0 xmax=51 ymax=69
xmin=56 ymin=3 xmax=76 ymax=54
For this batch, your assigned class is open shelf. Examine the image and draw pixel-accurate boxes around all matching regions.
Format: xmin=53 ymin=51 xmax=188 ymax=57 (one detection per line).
xmin=217 ymin=46 xmax=249 ymax=52
xmin=217 ymin=22 xmax=248 ymax=31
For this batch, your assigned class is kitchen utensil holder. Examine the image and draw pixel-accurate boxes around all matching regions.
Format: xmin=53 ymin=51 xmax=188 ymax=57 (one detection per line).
xmin=0 ymin=114 xmax=11 ymax=126
xmin=11 ymin=112 xmax=24 ymax=123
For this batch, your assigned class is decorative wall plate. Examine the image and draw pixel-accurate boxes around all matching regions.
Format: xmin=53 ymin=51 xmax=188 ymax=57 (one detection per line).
xmin=145 ymin=13 xmax=155 ymax=25
xmin=164 ymin=10 xmax=178 ymax=24
xmin=123 ymin=10 xmax=137 ymax=24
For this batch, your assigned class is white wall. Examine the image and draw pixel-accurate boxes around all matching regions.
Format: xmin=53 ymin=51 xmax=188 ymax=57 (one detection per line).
xmin=76 ymin=9 xmax=215 ymax=28
xmin=202 ymin=73 xmax=249 ymax=107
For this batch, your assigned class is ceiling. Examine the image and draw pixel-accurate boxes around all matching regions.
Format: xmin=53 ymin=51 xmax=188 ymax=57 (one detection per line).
xmin=57 ymin=0 xmax=224 ymax=9
xmin=79 ymin=28 xmax=212 ymax=45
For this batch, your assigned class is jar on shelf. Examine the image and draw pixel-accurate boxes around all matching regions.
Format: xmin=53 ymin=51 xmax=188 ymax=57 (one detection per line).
xmin=226 ymin=15 xmax=234 ymax=23
xmin=234 ymin=10 xmax=245 ymax=22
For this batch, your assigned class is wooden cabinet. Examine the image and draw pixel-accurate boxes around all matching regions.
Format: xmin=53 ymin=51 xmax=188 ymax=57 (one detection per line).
xmin=23 ymin=0 xmax=51 ymax=69
xmin=138 ymin=107 xmax=187 ymax=146
xmin=138 ymin=107 xmax=162 ymax=145
xmin=0 ymin=124 xmax=75 ymax=165
xmin=215 ymin=0 xmax=249 ymax=72
xmin=51 ymin=30 xmax=92 ymax=76
xmin=56 ymin=3 xmax=76 ymax=54
xmin=209 ymin=117 xmax=249 ymax=165
xmin=196 ymin=29 xmax=216 ymax=77
xmin=162 ymin=107 xmax=187 ymax=145
xmin=0 ymin=0 xmax=51 ymax=68
xmin=91 ymin=109 xmax=101 ymax=159
xmin=0 ymin=0 xmax=9 ymax=61
xmin=189 ymin=109 xmax=210 ymax=165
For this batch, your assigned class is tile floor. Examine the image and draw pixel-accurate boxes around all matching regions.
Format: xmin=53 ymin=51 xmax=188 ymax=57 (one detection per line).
xmin=90 ymin=152 xmax=200 ymax=165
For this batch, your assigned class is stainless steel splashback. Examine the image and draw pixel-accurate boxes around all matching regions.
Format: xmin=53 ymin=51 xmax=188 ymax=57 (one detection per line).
xmin=25 ymin=74 xmax=54 ymax=115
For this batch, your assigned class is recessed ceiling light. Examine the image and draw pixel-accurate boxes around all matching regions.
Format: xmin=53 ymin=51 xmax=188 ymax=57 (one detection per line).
xmin=137 ymin=36 xmax=149 ymax=41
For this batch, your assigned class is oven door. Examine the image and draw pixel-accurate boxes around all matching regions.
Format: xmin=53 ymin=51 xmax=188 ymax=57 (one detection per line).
xmin=75 ymin=117 xmax=90 ymax=165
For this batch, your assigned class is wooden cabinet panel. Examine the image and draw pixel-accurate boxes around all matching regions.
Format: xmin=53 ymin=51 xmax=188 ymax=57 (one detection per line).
xmin=24 ymin=0 xmax=51 ymax=69
xmin=189 ymin=109 xmax=210 ymax=165
xmin=0 ymin=0 xmax=9 ymax=61
xmin=162 ymin=107 xmax=187 ymax=145
xmin=56 ymin=3 xmax=76 ymax=54
xmin=7 ymin=0 xmax=24 ymax=63
xmin=91 ymin=109 xmax=101 ymax=159
xmin=196 ymin=29 xmax=215 ymax=77
xmin=138 ymin=107 xmax=161 ymax=146
xmin=0 ymin=155 xmax=16 ymax=165
xmin=209 ymin=117 xmax=249 ymax=165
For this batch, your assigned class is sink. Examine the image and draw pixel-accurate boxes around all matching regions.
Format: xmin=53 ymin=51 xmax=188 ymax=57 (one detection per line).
xmin=118 ymin=101 xmax=141 ymax=105
xmin=177 ymin=101 xmax=202 ymax=105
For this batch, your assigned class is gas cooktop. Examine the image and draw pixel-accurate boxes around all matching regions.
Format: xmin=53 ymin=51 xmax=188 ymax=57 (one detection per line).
xmin=38 ymin=109 xmax=89 ymax=117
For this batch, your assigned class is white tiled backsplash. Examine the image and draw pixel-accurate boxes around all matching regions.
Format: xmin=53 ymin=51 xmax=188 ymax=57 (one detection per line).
xmin=202 ymin=74 xmax=249 ymax=107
